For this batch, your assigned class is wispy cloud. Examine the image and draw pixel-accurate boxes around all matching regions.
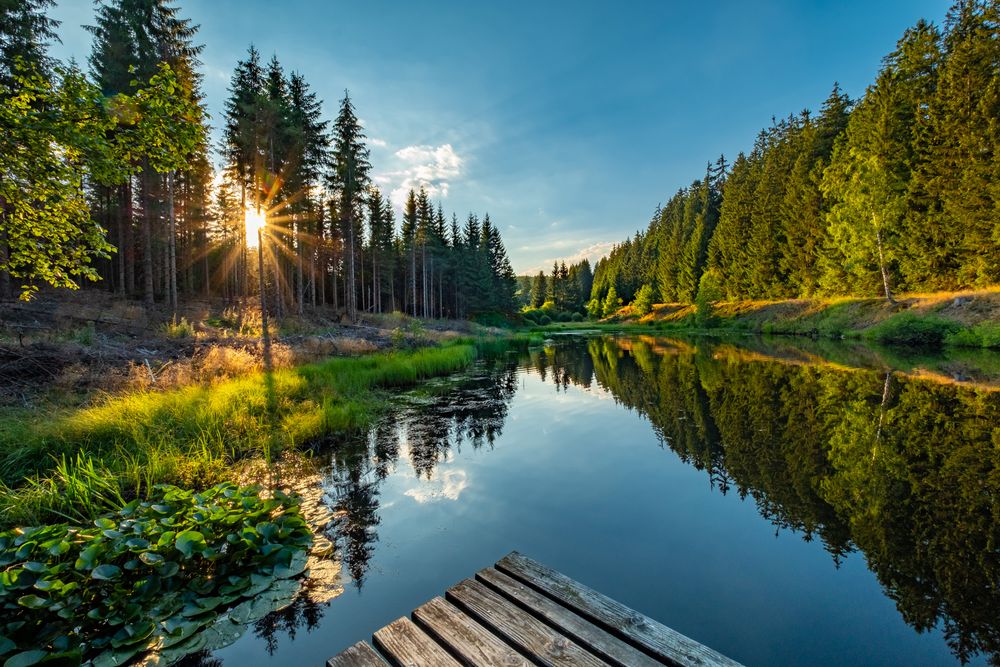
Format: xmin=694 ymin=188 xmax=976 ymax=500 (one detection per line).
xmin=370 ymin=138 xmax=387 ymax=148
xmin=523 ymin=240 xmax=616 ymax=274
xmin=373 ymin=143 xmax=465 ymax=209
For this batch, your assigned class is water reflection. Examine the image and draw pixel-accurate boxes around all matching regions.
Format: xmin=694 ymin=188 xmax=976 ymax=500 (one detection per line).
xmin=531 ymin=335 xmax=1000 ymax=665
xmin=224 ymin=336 xmax=1000 ymax=666
xmin=320 ymin=359 xmax=519 ymax=591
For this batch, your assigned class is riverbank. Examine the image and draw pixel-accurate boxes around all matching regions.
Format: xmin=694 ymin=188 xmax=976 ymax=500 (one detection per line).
xmin=0 ymin=338 xmax=516 ymax=528
xmin=538 ymin=288 xmax=1000 ymax=348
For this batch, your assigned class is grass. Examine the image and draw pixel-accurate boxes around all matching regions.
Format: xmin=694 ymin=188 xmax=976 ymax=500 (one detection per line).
xmin=529 ymin=288 xmax=1000 ymax=349
xmin=0 ymin=339 xmax=493 ymax=528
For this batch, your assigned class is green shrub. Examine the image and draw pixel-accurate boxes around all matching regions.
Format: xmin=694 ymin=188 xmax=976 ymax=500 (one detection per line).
xmin=945 ymin=322 xmax=1000 ymax=349
xmin=865 ymin=312 xmax=961 ymax=347
xmin=0 ymin=483 xmax=311 ymax=666
xmin=695 ymin=270 xmax=724 ymax=328
xmin=586 ymin=298 xmax=602 ymax=320
xmin=602 ymin=287 xmax=622 ymax=318
xmin=164 ymin=317 xmax=194 ymax=339
xmin=633 ymin=284 xmax=655 ymax=316
xmin=538 ymin=314 xmax=552 ymax=325
xmin=556 ymin=311 xmax=571 ymax=322
xmin=570 ymin=312 xmax=583 ymax=322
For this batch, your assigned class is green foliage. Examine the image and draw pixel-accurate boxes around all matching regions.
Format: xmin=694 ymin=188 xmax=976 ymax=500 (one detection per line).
xmin=602 ymin=286 xmax=622 ymax=318
xmin=694 ymin=269 xmax=724 ymax=327
xmin=0 ymin=63 xmax=120 ymax=300
xmin=945 ymin=322 xmax=1000 ymax=349
xmin=164 ymin=316 xmax=194 ymax=339
xmin=864 ymin=312 xmax=961 ymax=346
xmin=633 ymin=284 xmax=655 ymax=316
xmin=586 ymin=298 xmax=602 ymax=320
xmin=0 ymin=483 xmax=310 ymax=665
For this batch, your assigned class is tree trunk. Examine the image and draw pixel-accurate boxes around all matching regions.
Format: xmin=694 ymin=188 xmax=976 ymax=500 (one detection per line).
xmin=296 ymin=222 xmax=304 ymax=316
xmin=875 ymin=227 xmax=895 ymax=304
xmin=126 ymin=178 xmax=135 ymax=294
xmin=0 ymin=205 xmax=11 ymax=301
xmin=117 ymin=184 xmax=126 ymax=294
xmin=167 ymin=172 xmax=178 ymax=315
xmin=142 ymin=173 xmax=155 ymax=308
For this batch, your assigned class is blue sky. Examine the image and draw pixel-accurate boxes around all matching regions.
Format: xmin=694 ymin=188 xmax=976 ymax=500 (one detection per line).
xmin=48 ymin=0 xmax=948 ymax=274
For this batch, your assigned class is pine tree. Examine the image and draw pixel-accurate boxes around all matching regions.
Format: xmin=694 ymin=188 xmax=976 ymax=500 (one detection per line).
xmin=328 ymin=91 xmax=370 ymax=320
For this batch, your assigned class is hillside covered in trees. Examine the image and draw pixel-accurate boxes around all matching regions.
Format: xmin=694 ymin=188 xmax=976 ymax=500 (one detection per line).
xmin=590 ymin=1 xmax=1000 ymax=311
xmin=0 ymin=0 xmax=517 ymax=320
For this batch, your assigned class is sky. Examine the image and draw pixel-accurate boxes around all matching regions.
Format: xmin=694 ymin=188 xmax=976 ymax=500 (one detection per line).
xmin=47 ymin=0 xmax=949 ymax=274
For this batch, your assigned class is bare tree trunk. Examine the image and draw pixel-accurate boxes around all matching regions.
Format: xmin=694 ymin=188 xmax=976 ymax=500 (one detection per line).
xmin=0 ymin=199 xmax=12 ymax=300
xmin=142 ymin=173 xmax=155 ymax=308
xmin=875 ymin=227 xmax=895 ymax=304
xmin=167 ymin=172 xmax=178 ymax=315
xmin=296 ymin=222 xmax=304 ymax=316
xmin=410 ymin=246 xmax=417 ymax=317
xmin=126 ymin=178 xmax=135 ymax=294
xmin=117 ymin=185 xmax=126 ymax=295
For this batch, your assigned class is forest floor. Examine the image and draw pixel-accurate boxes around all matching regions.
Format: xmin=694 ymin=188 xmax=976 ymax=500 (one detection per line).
xmin=0 ymin=290 xmax=488 ymax=408
xmin=562 ymin=287 xmax=1000 ymax=348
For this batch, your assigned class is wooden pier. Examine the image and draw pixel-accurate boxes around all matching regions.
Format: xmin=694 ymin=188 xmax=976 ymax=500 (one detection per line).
xmin=327 ymin=551 xmax=743 ymax=667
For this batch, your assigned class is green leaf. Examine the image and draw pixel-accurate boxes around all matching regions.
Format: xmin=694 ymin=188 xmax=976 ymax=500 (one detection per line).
xmin=174 ymin=531 xmax=205 ymax=558
xmin=16 ymin=596 xmax=48 ymax=610
xmin=138 ymin=552 xmax=163 ymax=566
xmin=3 ymin=650 xmax=49 ymax=667
xmin=91 ymin=564 xmax=121 ymax=581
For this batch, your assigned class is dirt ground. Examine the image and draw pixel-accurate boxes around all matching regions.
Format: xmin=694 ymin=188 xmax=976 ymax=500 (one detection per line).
xmin=0 ymin=290 xmax=480 ymax=407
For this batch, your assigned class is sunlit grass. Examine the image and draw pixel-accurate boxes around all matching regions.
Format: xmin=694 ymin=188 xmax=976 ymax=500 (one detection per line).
xmin=0 ymin=342 xmax=481 ymax=527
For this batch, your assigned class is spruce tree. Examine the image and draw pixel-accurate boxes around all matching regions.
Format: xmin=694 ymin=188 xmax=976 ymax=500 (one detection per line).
xmin=328 ymin=91 xmax=370 ymax=320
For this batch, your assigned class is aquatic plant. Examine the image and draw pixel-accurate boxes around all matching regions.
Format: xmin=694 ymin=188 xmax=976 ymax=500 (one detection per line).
xmin=0 ymin=482 xmax=311 ymax=666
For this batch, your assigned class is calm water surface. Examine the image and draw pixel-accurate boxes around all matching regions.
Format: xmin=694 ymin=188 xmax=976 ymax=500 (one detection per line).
xmin=210 ymin=334 xmax=1000 ymax=666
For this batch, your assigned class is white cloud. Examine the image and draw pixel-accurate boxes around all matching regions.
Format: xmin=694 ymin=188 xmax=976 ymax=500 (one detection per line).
xmin=523 ymin=240 xmax=616 ymax=275
xmin=373 ymin=143 xmax=465 ymax=209
xmin=404 ymin=469 xmax=468 ymax=504
xmin=370 ymin=138 xmax=388 ymax=148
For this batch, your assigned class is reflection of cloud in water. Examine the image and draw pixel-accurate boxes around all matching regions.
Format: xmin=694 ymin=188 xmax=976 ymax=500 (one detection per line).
xmin=404 ymin=469 xmax=468 ymax=503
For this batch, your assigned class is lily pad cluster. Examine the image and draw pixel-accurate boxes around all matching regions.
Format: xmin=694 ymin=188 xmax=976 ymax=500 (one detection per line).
xmin=0 ymin=483 xmax=312 ymax=666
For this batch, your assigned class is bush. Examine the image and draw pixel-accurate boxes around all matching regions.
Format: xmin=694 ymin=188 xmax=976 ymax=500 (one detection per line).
xmin=602 ymin=287 xmax=622 ymax=318
xmin=945 ymin=322 xmax=1000 ymax=349
xmin=164 ymin=316 xmax=194 ymax=339
xmin=633 ymin=284 xmax=655 ymax=316
xmin=695 ymin=270 xmax=724 ymax=328
xmin=571 ymin=312 xmax=583 ymax=322
xmin=538 ymin=314 xmax=552 ymax=325
xmin=556 ymin=311 xmax=571 ymax=322
xmin=865 ymin=312 xmax=961 ymax=347
xmin=586 ymin=298 xmax=602 ymax=320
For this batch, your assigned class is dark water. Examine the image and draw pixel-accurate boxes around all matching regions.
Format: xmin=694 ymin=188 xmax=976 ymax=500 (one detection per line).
xmin=210 ymin=334 xmax=1000 ymax=666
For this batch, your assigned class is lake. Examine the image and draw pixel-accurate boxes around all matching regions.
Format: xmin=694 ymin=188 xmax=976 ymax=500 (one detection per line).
xmin=209 ymin=333 xmax=1000 ymax=666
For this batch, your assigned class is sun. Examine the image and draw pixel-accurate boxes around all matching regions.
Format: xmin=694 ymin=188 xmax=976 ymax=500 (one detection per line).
xmin=245 ymin=207 xmax=266 ymax=248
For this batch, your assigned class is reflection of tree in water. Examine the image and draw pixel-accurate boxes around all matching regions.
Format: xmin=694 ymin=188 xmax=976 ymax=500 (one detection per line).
xmin=251 ymin=577 xmax=328 ymax=655
xmin=401 ymin=359 xmax=519 ymax=477
xmin=549 ymin=335 xmax=1000 ymax=665
xmin=175 ymin=651 xmax=222 ymax=667
xmin=321 ymin=359 xmax=519 ymax=588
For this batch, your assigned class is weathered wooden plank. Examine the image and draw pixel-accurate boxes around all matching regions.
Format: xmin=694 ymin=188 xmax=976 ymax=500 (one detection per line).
xmin=327 ymin=641 xmax=388 ymax=667
xmin=446 ymin=578 xmax=609 ymax=667
xmin=495 ymin=552 xmax=743 ymax=667
xmin=412 ymin=596 xmax=532 ymax=666
xmin=477 ymin=566 xmax=664 ymax=667
xmin=373 ymin=616 xmax=462 ymax=667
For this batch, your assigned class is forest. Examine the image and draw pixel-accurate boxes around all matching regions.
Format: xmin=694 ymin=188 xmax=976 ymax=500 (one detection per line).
xmin=587 ymin=1 xmax=1000 ymax=311
xmin=0 ymin=0 xmax=518 ymax=320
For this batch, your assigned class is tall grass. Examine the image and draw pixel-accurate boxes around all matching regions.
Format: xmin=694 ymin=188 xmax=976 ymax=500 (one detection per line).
xmin=0 ymin=341 xmax=483 ymax=527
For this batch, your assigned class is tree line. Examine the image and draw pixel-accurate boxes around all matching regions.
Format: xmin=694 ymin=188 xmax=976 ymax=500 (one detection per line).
xmin=591 ymin=1 xmax=1000 ymax=311
xmin=0 ymin=0 xmax=517 ymax=319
